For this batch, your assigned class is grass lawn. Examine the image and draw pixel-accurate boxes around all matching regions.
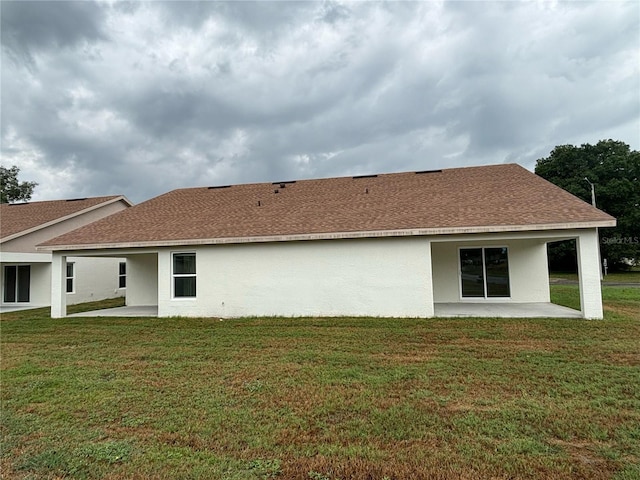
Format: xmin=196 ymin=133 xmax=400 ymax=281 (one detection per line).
xmin=549 ymin=270 xmax=640 ymax=284
xmin=1 ymin=288 xmax=639 ymax=480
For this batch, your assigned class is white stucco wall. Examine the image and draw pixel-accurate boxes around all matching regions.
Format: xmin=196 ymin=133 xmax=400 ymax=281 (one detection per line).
xmin=576 ymin=229 xmax=604 ymax=319
xmin=66 ymin=257 xmax=125 ymax=305
xmin=47 ymin=228 xmax=605 ymax=320
xmin=0 ymin=262 xmax=51 ymax=307
xmin=431 ymin=237 xmax=550 ymax=303
xmin=157 ymin=237 xmax=434 ymax=318
xmin=29 ymin=263 xmax=51 ymax=306
xmin=126 ymin=253 xmax=158 ymax=306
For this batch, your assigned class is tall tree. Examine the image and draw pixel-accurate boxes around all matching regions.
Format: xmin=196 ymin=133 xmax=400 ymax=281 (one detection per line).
xmin=0 ymin=165 xmax=38 ymax=203
xmin=535 ymin=140 xmax=640 ymax=270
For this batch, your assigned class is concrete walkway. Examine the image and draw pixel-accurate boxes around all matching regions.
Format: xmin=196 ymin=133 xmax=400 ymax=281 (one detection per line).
xmin=434 ymin=302 xmax=583 ymax=318
xmin=68 ymin=303 xmax=582 ymax=319
xmin=68 ymin=306 xmax=158 ymax=317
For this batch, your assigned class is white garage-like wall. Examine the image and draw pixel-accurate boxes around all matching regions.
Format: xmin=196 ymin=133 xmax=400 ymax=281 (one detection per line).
xmin=431 ymin=237 xmax=550 ymax=303
xmin=157 ymin=237 xmax=434 ymax=318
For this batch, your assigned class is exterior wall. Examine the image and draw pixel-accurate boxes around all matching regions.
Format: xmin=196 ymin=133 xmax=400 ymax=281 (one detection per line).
xmin=510 ymin=240 xmax=550 ymax=302
xmin=46 ymin=228 xmax=605 ymax=319
xmin=0 ymin=262 xmax=51 ymax=307
xmin=126 ymin=253 xmax=158 ymax=306
xmin=29 ymin=263 xmax=51 ymax=306
xmin=1 ymin=201 xmax=128 ymax=254
xmin=66 ymin=257 xmax=125 ymax=305
xmin=157 ymin=237 xmax=433 ymax=318
xmin=431 ymin=237 xmax=550 ymax=303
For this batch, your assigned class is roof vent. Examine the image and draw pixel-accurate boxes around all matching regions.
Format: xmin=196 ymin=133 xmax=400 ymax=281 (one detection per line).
xmin=352 ymin=174 xmax=378 ymax=179
xmin=66 ymin=198 xmax=87 ymax=202
xmin=208 ymin=185 xmax=231 ymax=189
xmin=415 ymin=169 xmax=442 ymax=174
xmin=272 ymin=180 xmax=296 ymax=186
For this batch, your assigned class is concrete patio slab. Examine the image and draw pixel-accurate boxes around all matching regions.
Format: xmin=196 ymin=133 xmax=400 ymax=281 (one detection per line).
xmin=70 ymin=304 xmax=582 ymax=319
xmin=434 ymin=302 xmax=583 ymax=318
xmin=68 ymin=306 xmax=158 ymax=317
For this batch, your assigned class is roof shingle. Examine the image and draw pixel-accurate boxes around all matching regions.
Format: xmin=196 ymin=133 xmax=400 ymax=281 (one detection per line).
xmin=1 ymin=196 xmax=126 ymax=241
xmin=39 ymin=164 xmax=615 ymax=249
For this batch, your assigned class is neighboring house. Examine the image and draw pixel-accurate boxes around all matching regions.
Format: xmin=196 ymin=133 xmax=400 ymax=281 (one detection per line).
xmin=39 ymin=164 xmax=615 ymax=319
xmin=1 ymin=196 xmax=132 ymax=310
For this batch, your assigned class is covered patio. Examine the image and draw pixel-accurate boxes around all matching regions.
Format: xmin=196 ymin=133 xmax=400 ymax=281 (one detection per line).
xmin=434 ymin=302 xmax=582 ymax=318
xmin=68 ymin=305 xmax=158 ymax=317
xmin=68 ymin=303 xmax=581 ymax=319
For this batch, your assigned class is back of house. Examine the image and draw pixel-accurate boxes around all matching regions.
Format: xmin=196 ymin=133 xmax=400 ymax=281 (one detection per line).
xmin=0 ymin=196 xmax=131 ymax=310
xmin=38 ymin=164 xmax=615 ymax=320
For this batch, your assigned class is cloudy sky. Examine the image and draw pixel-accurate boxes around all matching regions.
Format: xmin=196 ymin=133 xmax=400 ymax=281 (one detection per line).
xmin=2 ymin=1 xmax=638 ymax=204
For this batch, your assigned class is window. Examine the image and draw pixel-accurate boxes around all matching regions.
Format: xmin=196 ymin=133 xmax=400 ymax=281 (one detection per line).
xmin=460 ymin=247 xmax=510 ymax=298
xmin=173 ymin=253 xmax=196 ymax=298
xmin=3 ymin=265 xmax=30 ymax=303
xmin=66 ymin=263 xmax=75 ymax=293
xmin=119 ymin=262 xmax=126 ymax=288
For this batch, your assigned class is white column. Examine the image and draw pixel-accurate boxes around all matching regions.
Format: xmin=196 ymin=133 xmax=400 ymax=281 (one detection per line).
xmin=424 ymin=240 xmax=435 ymax=317
xmin=51 ymin=252 xmax=67 ymax=318
xmin=576 ymin=230 xmax=604 ymax=319
xmin=157 ymin=250 xmax=169 ymax=318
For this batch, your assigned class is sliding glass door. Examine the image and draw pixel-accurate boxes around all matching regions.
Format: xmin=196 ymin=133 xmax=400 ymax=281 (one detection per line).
xmin=3 ymin=265 xmax=31 ymax=303
xmin=460 ymin=248 xmax=484 ymax=297
xmin=460 ymin=248 xmax=510 ymax=298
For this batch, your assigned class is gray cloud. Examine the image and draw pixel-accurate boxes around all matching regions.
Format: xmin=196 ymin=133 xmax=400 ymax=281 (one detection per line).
xmin=1 ymin=0 xmax=107 ymax=67
xmin=1 ymin=1 xmax=638 ymax=203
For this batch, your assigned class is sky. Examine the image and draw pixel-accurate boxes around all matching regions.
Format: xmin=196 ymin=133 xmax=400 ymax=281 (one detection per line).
xmin=1 ymin=1 xmax=638 ymax=204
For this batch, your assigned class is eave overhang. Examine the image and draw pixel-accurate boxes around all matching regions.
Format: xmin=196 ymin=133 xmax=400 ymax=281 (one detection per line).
xmin=37 ymin=219 xmax=616 ymax=252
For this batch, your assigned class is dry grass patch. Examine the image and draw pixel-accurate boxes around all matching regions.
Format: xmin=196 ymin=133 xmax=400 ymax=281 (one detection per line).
xmin=2 ymin=287 xmax=639 ymax=479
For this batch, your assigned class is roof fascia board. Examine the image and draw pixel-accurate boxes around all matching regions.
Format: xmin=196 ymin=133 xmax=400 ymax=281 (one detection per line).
xmin=0 ymin=252 xmax=52 ymax=263
xmin=1 ymin=196 xmax=132 ymax=244
xmin=37 ymin=219 xmax=616 ymax=252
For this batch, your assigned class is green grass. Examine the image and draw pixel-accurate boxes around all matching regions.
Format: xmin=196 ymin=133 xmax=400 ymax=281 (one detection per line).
xmin=2 ymin=288 xmax=638 ymax=479
xmin=550 ymin=270 xmax=640 ymax=284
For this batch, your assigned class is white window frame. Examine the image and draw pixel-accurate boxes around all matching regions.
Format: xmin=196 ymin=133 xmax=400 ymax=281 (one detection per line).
xmin=66 ymin=262 xmax=75 ymax=294
xmin=172 ymin=252 xmax=196 ymax=299
xmin=458 ymin=246 xmax=511 ymax=301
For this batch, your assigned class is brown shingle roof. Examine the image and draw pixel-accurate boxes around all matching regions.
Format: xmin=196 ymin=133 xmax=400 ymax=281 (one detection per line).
xmin=39 ymin=164 xmax=615 ymax=250
xmin=1 ymin=196 xmax=129 ymax=241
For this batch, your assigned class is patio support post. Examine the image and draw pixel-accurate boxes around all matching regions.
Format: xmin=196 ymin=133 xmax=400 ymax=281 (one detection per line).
xmin=576 ymin=230 xmax=604 ymax=319
xmin=51 ymin=252 xmax=67 ymax=318
xmin=424 ymin=240 xmax=435 ymax=317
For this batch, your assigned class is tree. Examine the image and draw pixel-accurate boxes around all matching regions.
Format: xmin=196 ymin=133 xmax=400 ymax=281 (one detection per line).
xmin=535 ymin=140 xmax=640 ymax=270
xmin=0 ymin=165 xmax=38 ymax=203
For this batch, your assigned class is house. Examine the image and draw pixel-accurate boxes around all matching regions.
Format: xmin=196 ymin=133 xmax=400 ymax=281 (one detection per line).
xmin=1 ymin=196 xmax=132 ymax=311
xmin=38 ymin=164 xmax=615 ymax=319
